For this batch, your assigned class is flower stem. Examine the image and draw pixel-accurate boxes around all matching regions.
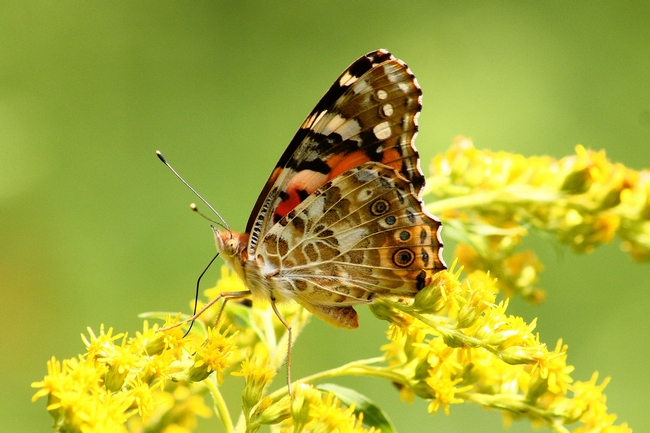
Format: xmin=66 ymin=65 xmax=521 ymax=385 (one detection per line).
xmin=427 ymin=186 xmax=561 ymax=214
xmin=460 ymin=393 xmax=571 ymax=433
xmin=204 ymin=375 xmax=235 ymax=433
xmin=267 ymin=357 xmax=405 ymax=401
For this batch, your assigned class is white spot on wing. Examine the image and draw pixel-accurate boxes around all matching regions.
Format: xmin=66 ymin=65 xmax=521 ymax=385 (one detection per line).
xmin=321 ymin=114 xmax=362 ymax=140
xmin=352 ymin=79 xmax=370 ymax=95
xmin=382 ymin=103 xmax=394 ymax=117
xmin=305 ymin=193 xmax=326 ymax=219
xmin=302 ymin=110 xmax=328 ymax=129
xmin=398 ymin=82 xmax=410 ymax=94
xmin=376 ymin=89 xmax=388 ymax=100
xmin=337 ymin=119 xmax=362 ymax=140
xmin=384 ymin=65 xmax=400 ymax=83
xmin=339 ymin=71 xmax=358 ymax=87
xmin=354 ymin=167 xmax=379 ymax=183
xmin=373 ymin=121 xmax=392 ymax=140
xmin=320 ymin=114 xmax=346 ymax=135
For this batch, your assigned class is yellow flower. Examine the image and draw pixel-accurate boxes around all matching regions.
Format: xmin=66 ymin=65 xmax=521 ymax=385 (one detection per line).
xmin=412 ymin=263 xmax=464 ymax=315
xmin=33 ymin=142 xmax=636 ymax=433
xmin=306 ymin=391 xmax=375 ymax=433
xmin=230 ymin=348 xmax=286 ymax=429
xmin=425 ymin=376 xmax=472 ymax=415
xmin=188 ymin=325 xmax=238 ymax=383
xmin=568 ymin=373 xmax=632 ymax=433
xmin=31 ymin=355 xmax=133 ymax=432
xmin=456 ymin=272 xmax=497 ymax=329
xmin=127 ymin=378 xmax=159 ymax=419
xmin=82 ymin=325 xmax=125 ymax=360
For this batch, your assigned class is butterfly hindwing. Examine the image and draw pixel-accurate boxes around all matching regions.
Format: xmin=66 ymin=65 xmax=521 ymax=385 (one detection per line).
xmin=255 ymin=163 xmax=445 ymax=328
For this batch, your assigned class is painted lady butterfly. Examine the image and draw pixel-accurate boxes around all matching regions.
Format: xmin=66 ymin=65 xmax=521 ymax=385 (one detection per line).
xmin=159 ymin=49 xmax=446 ymax=388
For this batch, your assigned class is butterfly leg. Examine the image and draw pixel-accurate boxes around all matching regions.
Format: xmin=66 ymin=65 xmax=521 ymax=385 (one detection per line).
xmin=270 ymin=298 xmax=293 ymax=396
xmin=158 ymin=290 xmax=252 ymax=332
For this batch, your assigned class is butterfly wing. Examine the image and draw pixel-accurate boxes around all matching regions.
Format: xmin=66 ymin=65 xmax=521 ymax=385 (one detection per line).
xmin=256 ymin=163 xmax=445 ymax=328
xmin=246 ymin=49 xmax=426 ymax=256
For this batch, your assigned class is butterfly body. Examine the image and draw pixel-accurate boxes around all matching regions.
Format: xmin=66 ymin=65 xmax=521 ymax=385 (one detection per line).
xmin=212 ymin=49 xmax=446 ymax=330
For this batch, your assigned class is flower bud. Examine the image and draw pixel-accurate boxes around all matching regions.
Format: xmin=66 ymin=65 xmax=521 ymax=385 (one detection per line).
xmin=368 ymin=302 xmax=412 ymax=327
xmin=526 ymin=371 xmax=548 ymax=401
xmin=561 ymin=166 xmax=593 ymax=194
xmin=290 ymin=384 xmax=314 ymax=431
xmin=412 ymin=380 xmax=436 ymax=399
xmin=499 ymin=346 xmax=539 ymax=365
xmin=104 ymin=363 xmax=128 ymax=392
xmin=187 ymin=358 xmax=213 ymax=382
xmin=439 ymin=327 xmax=465 ymax=348
xmin=258 ymin=396 xmax=291 ymax=425
xmin=144 ymin=334 xmax=167 ymax=356
xmin=412 ymin=283 xmax=444 ymax=314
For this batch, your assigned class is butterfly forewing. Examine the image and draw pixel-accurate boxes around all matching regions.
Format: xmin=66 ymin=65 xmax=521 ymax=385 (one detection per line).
xmin=246 ymin=50 xmax=426 ymax=257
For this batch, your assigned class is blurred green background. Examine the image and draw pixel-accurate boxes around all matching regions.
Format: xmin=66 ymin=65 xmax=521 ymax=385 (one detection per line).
xmin=2 ymin=2 xmax=649 ymax=432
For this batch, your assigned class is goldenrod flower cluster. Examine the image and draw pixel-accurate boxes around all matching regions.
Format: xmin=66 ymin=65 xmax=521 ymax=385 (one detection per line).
xmin=427 ymin=137 xmax=650 ymax=302
xmin=371 ymin=263 xmax=629 ymax=432
xmin=31 ymin=324 xmax=215 ymax=433
xmin=33 ymin=142 xmax=638 ymax=433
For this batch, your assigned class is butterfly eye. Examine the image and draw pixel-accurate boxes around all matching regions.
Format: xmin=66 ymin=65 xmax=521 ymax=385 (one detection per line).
xmin=225 ymin=238 xmax=240 ymax=254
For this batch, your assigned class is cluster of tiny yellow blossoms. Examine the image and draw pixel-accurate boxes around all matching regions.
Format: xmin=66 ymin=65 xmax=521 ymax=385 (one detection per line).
xmin=31 ymin=321 xmax=232 ymax=432
xmin=32 ymin=140 xmax=640 ymax=432
xmin=425 ymin=138 xmax=650 ymax=301
xmin=31 ymin=266 xmax=313 ymax=433
xmin=32 ymin=263 xmax=631 ymax=433
xmin=372 ymin=263 xmax=630 ymax=432
xmin=279 ymin=384 xmax=379 ymax=433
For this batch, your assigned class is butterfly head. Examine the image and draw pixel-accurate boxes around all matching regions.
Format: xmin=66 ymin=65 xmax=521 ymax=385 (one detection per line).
xmin=212 ymin=227 xmax=248 ymax=259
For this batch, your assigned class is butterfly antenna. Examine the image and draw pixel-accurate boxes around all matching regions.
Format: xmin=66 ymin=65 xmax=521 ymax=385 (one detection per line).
xmin=190 ymin=203 xmax=222 ymax=226
xmin=182 ymin=252 xmax=221 ymax=337
xmin=156 ymin=151 xmax=230 ymax=231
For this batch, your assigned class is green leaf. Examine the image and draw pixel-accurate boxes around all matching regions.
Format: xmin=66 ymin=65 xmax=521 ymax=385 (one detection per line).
xmin=316 ymin=383 xmax=397 ymax=433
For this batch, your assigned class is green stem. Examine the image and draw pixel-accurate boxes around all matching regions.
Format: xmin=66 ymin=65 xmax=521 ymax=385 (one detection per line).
xmin=204 ymin=376 xmax=235 ymax=433
xmin=460 ymin=393 xmax=570 ymax=433
xmin=267 ymin=356 xmax=405 ymax=400
xmin=427 ymin=187 xmax=561 ymax=214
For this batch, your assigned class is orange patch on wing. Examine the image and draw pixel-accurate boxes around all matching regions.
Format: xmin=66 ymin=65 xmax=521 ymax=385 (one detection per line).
xmin=380 ymin=148 xmax=403 ymax=171
xmin=274 ymin=170 xmax=328 ymax=220
xmin=274 ymin=190 xmax=302 ymax=220
xmin=268 ymin=167 xmax=283 ymax=184
xmin=327 ymin=150 xmax=372 ymax=180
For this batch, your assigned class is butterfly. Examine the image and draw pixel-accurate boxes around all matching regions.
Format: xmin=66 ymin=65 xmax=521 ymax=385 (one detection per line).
xmin=158 ymin=49 xmax=446 ymax=390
